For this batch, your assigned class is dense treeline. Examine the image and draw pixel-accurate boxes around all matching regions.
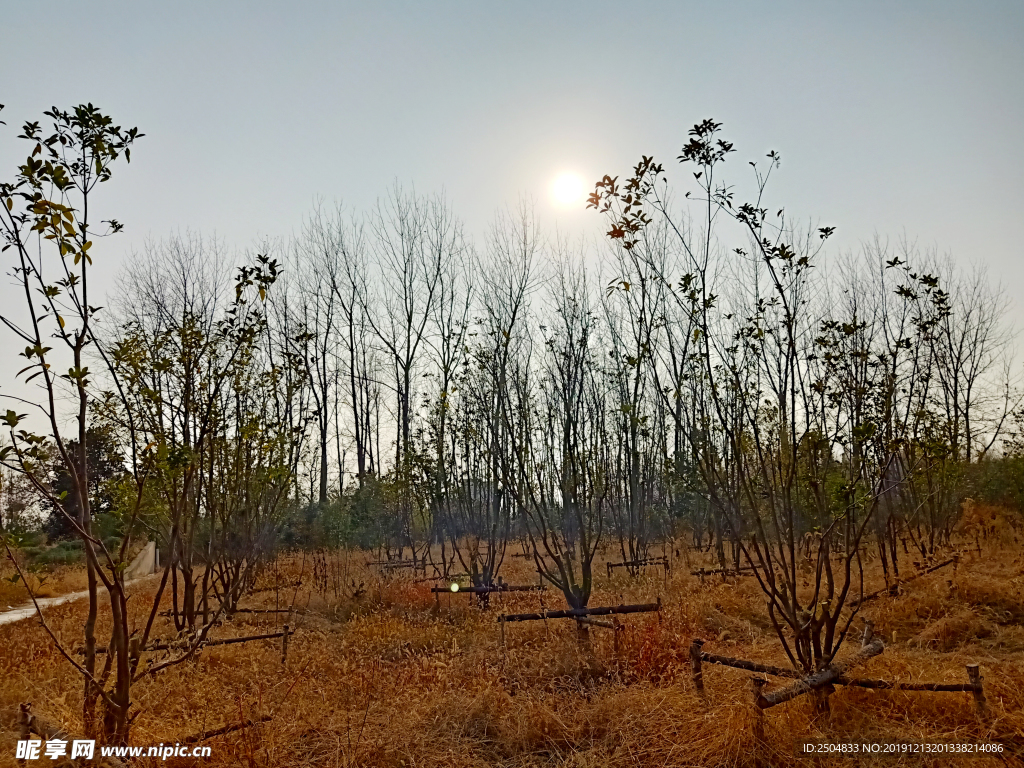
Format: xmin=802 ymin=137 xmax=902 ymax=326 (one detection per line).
xmin=0 ymin=105 xmax=1020 ymax=740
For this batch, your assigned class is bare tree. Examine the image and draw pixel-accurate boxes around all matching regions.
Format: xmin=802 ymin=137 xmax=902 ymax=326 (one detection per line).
xmin=294 ymin=203 xmax=345 ymax=506
xmin=364 ymin=186 xmax=457 ymax=556
xmin=505 ymin=254 xmax=608 ymax=613
xmin=432 ymin=208 xmax=534 ymax=587
xmin=602 ymin=231 xmax=673 ymax=573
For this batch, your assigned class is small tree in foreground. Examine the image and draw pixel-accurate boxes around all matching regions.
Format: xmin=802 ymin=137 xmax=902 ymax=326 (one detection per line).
xmin=0 ymin=102 xmax=146 ymax=743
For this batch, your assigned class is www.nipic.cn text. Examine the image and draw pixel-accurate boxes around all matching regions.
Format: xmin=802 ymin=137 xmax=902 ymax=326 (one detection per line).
xmin=16 ymin=739 xmax=212 ymax=760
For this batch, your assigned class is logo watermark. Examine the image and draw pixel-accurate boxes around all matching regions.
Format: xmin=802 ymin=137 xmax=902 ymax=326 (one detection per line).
xmin=16 ymin=739 xmax=211 ymax=760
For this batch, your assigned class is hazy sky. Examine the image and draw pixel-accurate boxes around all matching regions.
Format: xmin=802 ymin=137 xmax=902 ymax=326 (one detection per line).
xmin=1 ymin=1 xmax=1023 ymax=330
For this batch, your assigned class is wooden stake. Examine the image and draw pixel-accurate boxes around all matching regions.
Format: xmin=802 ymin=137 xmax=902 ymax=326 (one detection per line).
xmin=966 ymin=664 xmax=988 ymax=720
xmin=690 ymin=638 xmax=705 ymax=694
xmin=750 ymin=677 xmax=767 ymax=746
xmin=861 ymin=620 xmax=875 ymax=647
xmin=281 ymin=625 xmax=289 ymax=665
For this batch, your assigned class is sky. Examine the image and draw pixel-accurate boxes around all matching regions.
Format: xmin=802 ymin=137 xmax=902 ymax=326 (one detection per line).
xmin=1 ymin=1 xmax=1023 ymax=354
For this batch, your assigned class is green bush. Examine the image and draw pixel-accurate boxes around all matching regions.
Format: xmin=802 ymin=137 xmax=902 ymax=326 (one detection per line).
xmin=967 ymin=455 xmax=1024 ymax=513
xmin=20 ymin=531 xmax=47 ymax=548
xmin=34 ymin=547 xmax=82 ymax=566
xmin=94 ymin=512 xmax=124 ymax=542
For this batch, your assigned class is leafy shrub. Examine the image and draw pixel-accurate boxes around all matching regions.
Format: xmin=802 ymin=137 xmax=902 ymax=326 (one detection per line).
xmin=34 ymin=547 xmax=82 ymax=566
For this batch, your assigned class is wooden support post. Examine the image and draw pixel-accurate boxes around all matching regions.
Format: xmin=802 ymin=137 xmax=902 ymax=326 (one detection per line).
xmin=18 ymin=703 xmax=31 ymax=767
xmin=499 ymin=616 xmax=505 ymax=648
xmin=613 ymin=616 xmax=621 ymax=656
xmin=966 ymin=664 xmax=988 ymax=720
xmin=690 ymin=565 xmax=755 ymax=577
xmin=281 ymin=625 xmax=289 ymax=665
xmin=429 ymin=585 xmax=545 ymax=594
xmin=700 ymin=650 xmax=802 ymax=679
xmin=750 ymin=677 xmax=767 ymax=745
xmin=690 ymin=638 xmax=705 ymax=693
xmin=861 ymin=620 xmax=875 ymax=647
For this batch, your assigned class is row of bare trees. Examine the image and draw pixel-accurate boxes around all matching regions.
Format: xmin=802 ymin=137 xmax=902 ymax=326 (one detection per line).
xmin=166 ymin=128 xmax=1017 ymax=633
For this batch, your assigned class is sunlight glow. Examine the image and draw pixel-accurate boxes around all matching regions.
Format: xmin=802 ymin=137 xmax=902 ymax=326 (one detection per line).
xmin=551 ymin=172 xmax=585 ymax=207
xmin=450 ymin=583 xmax=460 ymax=592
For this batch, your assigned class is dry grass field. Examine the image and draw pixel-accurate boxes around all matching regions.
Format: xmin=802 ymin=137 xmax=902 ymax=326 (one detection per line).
xmin=0 ymin=565 xmax=91 ymax=607
xmin=2 ymin=516 xmax=1022 ymax=767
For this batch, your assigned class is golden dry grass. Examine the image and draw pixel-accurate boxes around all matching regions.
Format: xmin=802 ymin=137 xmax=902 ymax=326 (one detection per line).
xmin=1 ymin=533 xmax=1022 ymax=767
xmin=0 ymin=561 xmax=92 ymax=605
xmin=0 ymin=539 xmax=149 ymax=605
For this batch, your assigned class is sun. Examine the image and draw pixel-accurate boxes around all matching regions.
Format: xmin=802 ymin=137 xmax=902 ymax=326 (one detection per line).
xmin=551 ymin=172 xmax=585 ymax=207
